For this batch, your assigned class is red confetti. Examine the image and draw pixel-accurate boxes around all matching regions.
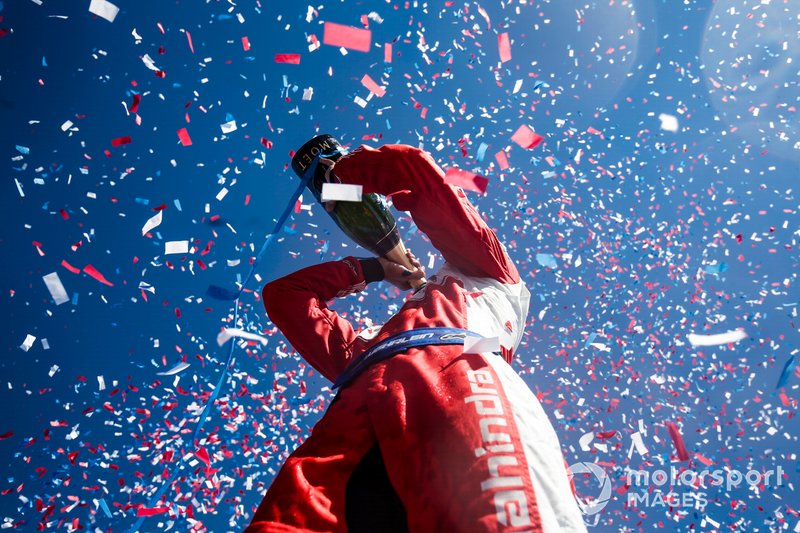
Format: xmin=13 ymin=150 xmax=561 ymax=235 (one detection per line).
xmin=0 ymin=431 xmax=12 ymax=440
xmin=495 ymin=150 xmax=509 ymax=170
xmin=83 ymin=264 xmax=114 ymax=287
xmin=242 ymin=36 xmax=251 ymax=51
xmin=444 ymin=167 xmax=489 ymax=194
xmin=195 ymin=447 xmax=211 ymax=468
xmin=111 ymin=136 xmax=132 ymax=147
xmin=130 ymin=94 xmax=141 ymax=113
xmin=177 ymin=127 xmax=192 ymax=146
xmin=61 ymin=259 xmax=81 ymax=274
xmin=498 ymin=32 xmax=511 ymax=63
xmin=361 ymin=74 xmax=386 ymax=97
xmin=511 ymin=125 xmax=544 ymax=149
xmin=665 ymin=421 xmax=690 ymax=461
xmin=323 ymin=22 xmax=371 ymax=52
xmin=136 ymin=506 xmax=170 ymax=517
xmin=274 ymin=54 xmax=301 ymax=64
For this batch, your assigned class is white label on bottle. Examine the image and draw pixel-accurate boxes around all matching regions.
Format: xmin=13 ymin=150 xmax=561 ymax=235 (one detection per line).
xmin=321 ymin=183 xmax=363 ymax=202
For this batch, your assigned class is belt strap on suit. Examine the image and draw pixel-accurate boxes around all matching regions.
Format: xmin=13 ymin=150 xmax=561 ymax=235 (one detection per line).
xmin=333 ymin=327 xmax=481 ymax=389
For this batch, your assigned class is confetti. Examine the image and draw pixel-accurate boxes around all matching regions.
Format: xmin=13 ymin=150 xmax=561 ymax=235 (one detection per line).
xmin=20 ymin=334 xmax=36 ymax=352
xmin=323 ymin=22 xmax=371 ymax=52
xmin=157 ymin=362 xmax=190 ymax=376
xmin=665 ymin=421 xmax=690 ymax=461
xmin=165 ymin=240 xmax=189 ymax=255
xmin=360 ymin=74 xmax=386 ymax=97
xmin=687 ymin=330 xmax=747 ymax=347
xmin=141 ymin=210 xmax=163 ymax=235
xmin=42 ymin=272 xmax=69 ymax=305
xmin=177 ymin=127 xmax=192 ymax=146
xmin=88 ymin=0 xmax=119 ymax=23
xmin=217 ymin=328 xmax=269 ymax=347
xmin=536 ymin=253 xmax=557 ymax=269
xmin=274 ymin=54 xmax=301 ymax=64
xmin=82 ymin=264 xmax=114 ymax=286
xmin=7 ymin=2 xmax=798 ymax=531
xmin=511 ymin=125 xmax=544 ymax=149
xmin=658 ymin=113 xmax=679 ymax=132
xmin=498 ymin=32 xmax=511 ymax=63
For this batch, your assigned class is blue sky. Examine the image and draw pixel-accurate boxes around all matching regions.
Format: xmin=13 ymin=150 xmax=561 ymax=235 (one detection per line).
xmin=1 ymin=0 xmax=798 ymax=531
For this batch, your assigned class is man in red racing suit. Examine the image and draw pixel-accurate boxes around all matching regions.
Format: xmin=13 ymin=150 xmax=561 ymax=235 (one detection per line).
xmin=246 ymin=144 xmax=586 ymax=532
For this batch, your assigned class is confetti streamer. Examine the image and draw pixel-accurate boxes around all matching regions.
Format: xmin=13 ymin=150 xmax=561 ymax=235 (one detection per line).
xmin=775 ymin=356 xmax=797 ymax=389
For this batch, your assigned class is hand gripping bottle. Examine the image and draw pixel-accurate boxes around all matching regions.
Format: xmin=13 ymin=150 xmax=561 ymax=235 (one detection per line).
xmin=291 ymin=134 xmax=426 ymax=289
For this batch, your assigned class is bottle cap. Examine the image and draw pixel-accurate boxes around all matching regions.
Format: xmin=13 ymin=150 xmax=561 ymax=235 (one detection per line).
xmin=291 ymin=134 xmax=346 ymax=180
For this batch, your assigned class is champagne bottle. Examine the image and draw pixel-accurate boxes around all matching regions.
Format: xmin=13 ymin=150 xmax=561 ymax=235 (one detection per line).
xmin=291 ymin=135 xmax=426 ymax=289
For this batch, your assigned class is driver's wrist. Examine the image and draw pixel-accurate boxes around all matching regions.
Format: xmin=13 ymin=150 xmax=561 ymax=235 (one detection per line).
xmin=358 ymin=258 xmax=385 ymax=283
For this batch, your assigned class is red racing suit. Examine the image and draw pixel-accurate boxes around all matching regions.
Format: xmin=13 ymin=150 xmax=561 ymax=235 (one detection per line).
xmin=246 ymin=144 xmax=586 ymax=532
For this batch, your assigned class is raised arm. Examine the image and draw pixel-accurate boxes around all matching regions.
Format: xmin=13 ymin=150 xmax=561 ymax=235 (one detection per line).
xmin=333 ymin=144 xmax=519 ymax=283
xmin=262 ymin=257 xmax=382 ymax=382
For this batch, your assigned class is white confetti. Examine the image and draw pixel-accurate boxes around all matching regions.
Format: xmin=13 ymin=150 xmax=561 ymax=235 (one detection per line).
xmin=220 ymin=120 xmax=238 ymax=134
xmin=61 ymin=120 xmax=74 ymax=131
xmin=217 ymin=328 xmax=268 ymax=347
xmin=88 ymin=0 xmax=119 ymax=23
xmin=658 ymin=113 xmax=679 ymax=132
xmin=141 ymin=54 xmax=160 ymax=71
xmin=43 ymin=272 xmax=70 ymax=305
xmin=20 ymin=334 xmax=36 ymax=352
xmin=141 ymin=210 xmax=163 ymax=235
xmin=157 ymin=362 xmax=190 ymax=376
xmin=165 ymin=240 xmax=189 ymax=255
xmin=687 ymin=330 xmax=747 ymax=347
xmin=97 ymin=376 xmax=106 ymax=391
xmin=579 ymin=432 xmax=595 ymax=451
xmin=628 ymin=431 xmax=649 ymax=458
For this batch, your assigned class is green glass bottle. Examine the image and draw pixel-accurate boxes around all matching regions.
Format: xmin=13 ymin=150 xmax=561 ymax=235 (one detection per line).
xmin=290 ymin=134 xmax=401 ymax=256
xmin=291 ymin=134 xmax=425 ymax=288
